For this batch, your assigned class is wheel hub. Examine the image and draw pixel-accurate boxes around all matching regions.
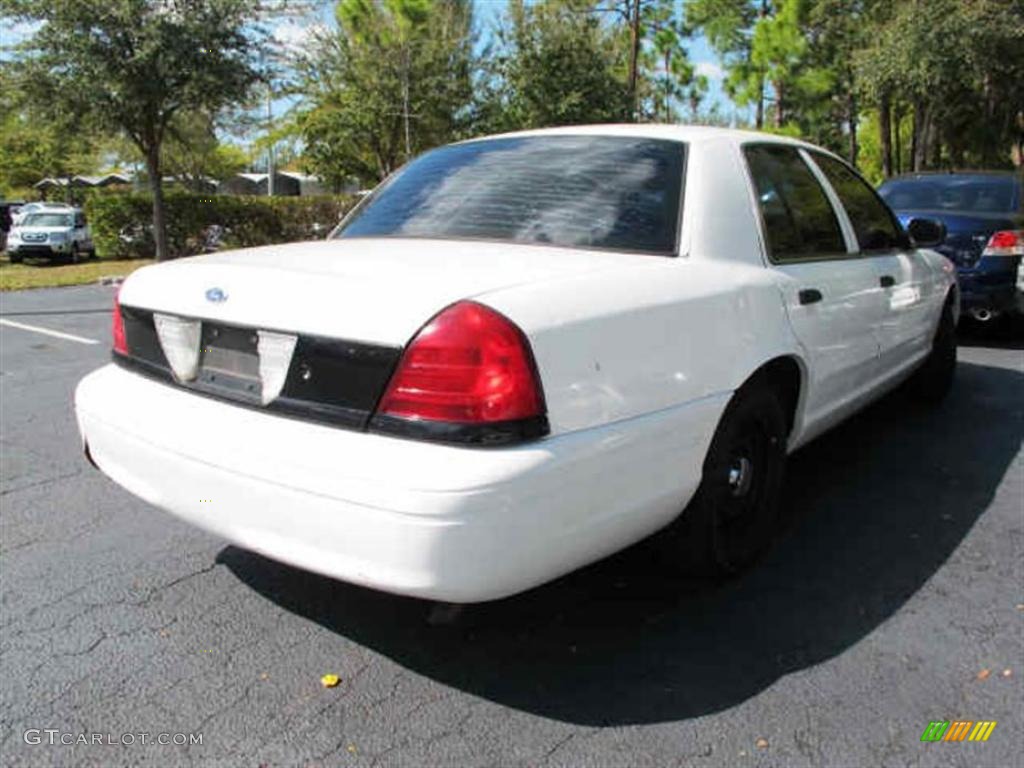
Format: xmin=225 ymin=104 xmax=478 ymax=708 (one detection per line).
xmin=727 ymin=456 xmax=753 ymax=497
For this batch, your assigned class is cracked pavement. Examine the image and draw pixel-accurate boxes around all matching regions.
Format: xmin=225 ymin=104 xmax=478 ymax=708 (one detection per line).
xmin=1 ymin=285 xmax=1021 ymax=767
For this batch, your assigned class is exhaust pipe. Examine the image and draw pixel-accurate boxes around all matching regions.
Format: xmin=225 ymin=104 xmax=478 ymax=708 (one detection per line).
xmin=970 ymin=308 xmax=995 ymax=323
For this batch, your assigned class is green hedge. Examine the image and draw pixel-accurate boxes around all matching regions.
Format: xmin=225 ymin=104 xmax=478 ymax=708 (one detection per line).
xmin=84 ymin=192 xmax=359 ymax=260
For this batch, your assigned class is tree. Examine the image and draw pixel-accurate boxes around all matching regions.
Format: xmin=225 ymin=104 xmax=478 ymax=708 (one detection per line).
xmin=744 ymin=0 xmax=868 ymax=160
xmin=295 ymin=0 xmax=475 ymax=187
xmin=686 ymin=0 xmax=1023 ymax=175
xmin=747 ymin=0 xmax=806 ymax=129
xmin=591 ymin=0 xmax=650 ymax=119
xmin=0 ymin=108 xmax=103 ymax=202
xmin=163 ymin=112 xmax=250 ymax=192
xmin=857 ymin=0 xmax=1024 ymax=174
xmin=584 ymin=0 xmax=702 ymax=121
xmin=637 ymin=0 xmax=705 ymax=122
xmin=482 ymin=0 xmax=630 ymax=131
xmin=2 ymin=0 xmax=271 ymax=260
xmin=106 ymin=110 xmax=251 ymax=192
xmin=0 ymin=65 xmax=104 ymax=199
xmin=713 ymin=0 xmax=832 ymax=138
xmin=687 ymin=0 xmax=767 ymax=127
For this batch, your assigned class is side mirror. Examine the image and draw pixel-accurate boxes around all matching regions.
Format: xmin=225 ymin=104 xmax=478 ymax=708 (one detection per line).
xmin=907 ymin=217 xmax=946 ymax=249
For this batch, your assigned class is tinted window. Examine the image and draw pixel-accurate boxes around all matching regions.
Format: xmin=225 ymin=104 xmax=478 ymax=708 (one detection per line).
xmin=336 ymin=136 xmax=685 ymax=255
xmin=744 ymin=145 xmax=846 ymax=261
xmin=812 ymin=153 xmax=902 ymax=251
xmin=878 ymin=176 xmax=1021 ymax=214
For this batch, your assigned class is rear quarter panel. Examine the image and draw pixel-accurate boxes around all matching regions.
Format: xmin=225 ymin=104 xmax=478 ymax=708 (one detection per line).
xmin=480 ymin=258 xmax=804 ymax=436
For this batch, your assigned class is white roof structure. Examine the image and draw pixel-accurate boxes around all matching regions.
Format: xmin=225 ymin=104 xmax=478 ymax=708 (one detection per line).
xmin=33 ymin=173 xmax=134 ymax=189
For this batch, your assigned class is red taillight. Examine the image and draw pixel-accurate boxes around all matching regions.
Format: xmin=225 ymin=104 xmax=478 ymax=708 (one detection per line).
xmin=112 ymin=287 xmax=128 ymax=355
xmin=377 ymin=301 xmax=545 ymax=424
xmin=983 ymin=230 xmax=1024 ymax=256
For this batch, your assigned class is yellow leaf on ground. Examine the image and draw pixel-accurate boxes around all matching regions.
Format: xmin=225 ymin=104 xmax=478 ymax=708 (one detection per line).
xmin=321 ymin=673 xmax=341 ymax=688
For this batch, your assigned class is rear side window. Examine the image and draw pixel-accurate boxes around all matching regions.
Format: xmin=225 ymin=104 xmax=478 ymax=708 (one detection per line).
xmin=336 ymin=135 xmax=685 ymax=255
xmin=744 ymin=145 xmax=846 ymax=262
xmin=812 ymin=153 xmax=902 ymax=251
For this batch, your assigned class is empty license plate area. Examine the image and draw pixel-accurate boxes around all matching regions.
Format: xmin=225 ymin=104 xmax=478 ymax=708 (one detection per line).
xmin=118 ymin=307 xmax=399 ymax=429
xmin=198 ymin=324 xmax=262 ymax=400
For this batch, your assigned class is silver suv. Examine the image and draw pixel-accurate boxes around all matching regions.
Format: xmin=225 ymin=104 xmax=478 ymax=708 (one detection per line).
xmin=6 ymin=208 xmax=96 ymax=264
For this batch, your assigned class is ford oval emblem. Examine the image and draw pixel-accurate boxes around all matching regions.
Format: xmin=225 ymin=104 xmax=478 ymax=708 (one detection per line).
xmin=205 ymin=287 xmax=227 ymax=303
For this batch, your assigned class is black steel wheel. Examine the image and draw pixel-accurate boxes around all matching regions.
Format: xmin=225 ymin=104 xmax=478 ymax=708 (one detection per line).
xmin=675 ymin=385 xmax=788 ymax=575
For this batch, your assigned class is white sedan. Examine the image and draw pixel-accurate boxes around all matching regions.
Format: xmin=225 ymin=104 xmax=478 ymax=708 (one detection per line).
xmin=75 ymin=126 xmax=957 ymax=603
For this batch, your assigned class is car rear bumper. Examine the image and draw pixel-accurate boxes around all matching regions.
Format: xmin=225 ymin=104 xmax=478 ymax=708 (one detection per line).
xmin=75 ymin=364 xmax=724 ymax=602
xmin=958 ymin=280 xmax=1018 ymax=315
xmin=957 ymin=257 xmax=1021 ymax=316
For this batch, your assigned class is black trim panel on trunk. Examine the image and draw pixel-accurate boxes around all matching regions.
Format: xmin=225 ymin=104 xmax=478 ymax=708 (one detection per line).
xmin=115 ymin=306 xmax=549 ymax=447
xmin=118 ymin=307 xmax=401 ymax=430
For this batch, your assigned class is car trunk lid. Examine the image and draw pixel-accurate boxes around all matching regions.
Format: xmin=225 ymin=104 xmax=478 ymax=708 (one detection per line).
xmin=115 ymin=237 xmax=646 ymax=437
xmin=120 ymin=237 xmax=639 ymax=345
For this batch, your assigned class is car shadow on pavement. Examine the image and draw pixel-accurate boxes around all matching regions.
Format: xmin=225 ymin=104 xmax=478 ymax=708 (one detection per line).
xmin=957 ymin=316 xmax=1024 ymax=350
xmin=219 ymin=359 xmax=1023 ymax=726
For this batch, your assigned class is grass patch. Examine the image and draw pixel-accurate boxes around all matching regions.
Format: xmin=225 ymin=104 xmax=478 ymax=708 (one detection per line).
xmin=0 ymin=256 xmax=154 ymax=291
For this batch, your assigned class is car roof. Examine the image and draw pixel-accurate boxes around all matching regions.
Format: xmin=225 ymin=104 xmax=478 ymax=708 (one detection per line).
xmin=19 ymin=208 xmax=79 ymax=219
xmin=20 ymin=202 xmax=75 ymax=210
xmin=462 ymin=123 xmax=828 ymax=153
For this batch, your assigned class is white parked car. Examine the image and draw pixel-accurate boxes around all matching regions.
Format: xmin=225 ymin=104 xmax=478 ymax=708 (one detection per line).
xmin=7 ymin=208 xmax=95 ymax=263
xmin=75 ymin=126 xmax=957 ymax=603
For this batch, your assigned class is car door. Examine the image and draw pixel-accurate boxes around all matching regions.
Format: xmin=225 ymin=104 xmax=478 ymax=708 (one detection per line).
xmin=743 ymin=143 xmax=883 ymax=427
xmin=808 ymin=152 xmax=937 ymax=377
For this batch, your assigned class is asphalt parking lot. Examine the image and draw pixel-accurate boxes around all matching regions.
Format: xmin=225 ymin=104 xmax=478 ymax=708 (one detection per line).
xmin=1 ymin=284 xmax=1021 ymax=768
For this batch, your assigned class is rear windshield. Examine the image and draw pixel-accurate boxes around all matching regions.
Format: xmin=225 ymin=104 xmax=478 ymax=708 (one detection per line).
xmin=878 ymin=176 xmax=1021 ymax=214
xmin=21 ymin=213 xmax=73 ymax=227
xmin=335 ymin=135 xmax=686 ymax=255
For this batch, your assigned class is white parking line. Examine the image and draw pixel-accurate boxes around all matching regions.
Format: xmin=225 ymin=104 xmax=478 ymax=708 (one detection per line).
xmin=0 ymin=318 xmax=100 ymax=345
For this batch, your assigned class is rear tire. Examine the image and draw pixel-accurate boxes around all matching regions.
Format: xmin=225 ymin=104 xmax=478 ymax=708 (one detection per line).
xmin=673 ymin=384 xmax=788 ymax=575
xmin=907 ymin=297 xmax=956 ymax=405
xmin=9 ymin=252 xmax=22 ymax=264
xmin=69 ymin=243 xmax=81 ymax=265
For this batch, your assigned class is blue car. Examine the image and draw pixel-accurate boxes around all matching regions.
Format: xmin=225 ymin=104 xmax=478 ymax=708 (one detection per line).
xmin=878 ymin=172 xmax=1023 ymax=323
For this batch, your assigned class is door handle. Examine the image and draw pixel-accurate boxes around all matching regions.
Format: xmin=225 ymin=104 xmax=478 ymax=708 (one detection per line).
xmin=798 ymin=288 xmax=823 ymax=305
xmin=879 ymin=275 xmax=896 ymax=288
